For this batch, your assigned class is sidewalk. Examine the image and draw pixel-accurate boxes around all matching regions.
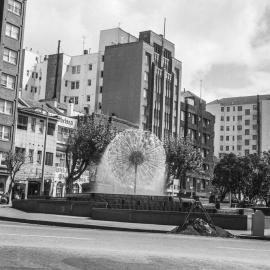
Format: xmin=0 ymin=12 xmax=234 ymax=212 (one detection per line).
xmin=0 ymin=205 xmax=269 ymax=240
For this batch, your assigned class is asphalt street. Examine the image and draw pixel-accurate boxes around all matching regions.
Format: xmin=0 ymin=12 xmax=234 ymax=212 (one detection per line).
xmin=0 ymin=220 xmax=270 ymax=270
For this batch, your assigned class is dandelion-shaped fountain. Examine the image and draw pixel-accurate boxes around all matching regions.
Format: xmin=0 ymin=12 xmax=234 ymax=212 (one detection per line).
xmin=102 ymin=129 xmax=166 ymax=195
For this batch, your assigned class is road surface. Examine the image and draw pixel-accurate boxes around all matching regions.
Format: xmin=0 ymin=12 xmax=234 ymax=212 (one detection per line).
xmin=0 ymin=220 xmax=269 ymax=269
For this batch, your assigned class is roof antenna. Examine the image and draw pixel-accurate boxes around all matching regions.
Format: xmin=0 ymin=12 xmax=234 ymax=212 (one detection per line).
xmin=82 ymin=36 xmax=86 ymax=53
xmin=200 ymin=79 xmax=203 ymax=101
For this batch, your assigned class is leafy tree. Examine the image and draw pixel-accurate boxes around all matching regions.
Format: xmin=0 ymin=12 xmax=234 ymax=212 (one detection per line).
xmin=65 ymin=116 xmax=117 ymax=194
xmin=212 ymin=153 xmax=250 ymax=201
xmin=4 ymin=149 xmax=26 ymax=202
xmin=241 ymin=153 xmax=270 ymax=205
xmin=164 ymin=136 xmax=203 ymax=190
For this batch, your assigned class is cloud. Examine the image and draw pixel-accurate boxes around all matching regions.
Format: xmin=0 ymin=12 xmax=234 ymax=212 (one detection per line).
xmin=24 ymin=0 xmax=270 ymax=102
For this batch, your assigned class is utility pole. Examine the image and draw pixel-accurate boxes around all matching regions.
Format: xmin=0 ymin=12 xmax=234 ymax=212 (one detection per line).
xmin=53 ymin=40 xmax=61 ymax=100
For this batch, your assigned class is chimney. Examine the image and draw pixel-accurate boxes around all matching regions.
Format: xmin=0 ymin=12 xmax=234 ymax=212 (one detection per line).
xmin=83 ymin=49 xmax=88 ymax=55
xmin=67 ymin=102 xmax=74 ymax=116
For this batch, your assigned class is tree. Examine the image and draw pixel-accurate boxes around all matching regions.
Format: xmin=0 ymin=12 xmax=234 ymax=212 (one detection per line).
xmin=212 ymin=153 xmax=250 ymax=201
xmin=4 ymin=149 xmax=26 ymax=202
xmin=164 ymin=136 xmax=203 ymax=190
xmin=241 ymin=153 xmax=270 ymax=205
xmin=65 ymin=116 xmax=117 ymax=194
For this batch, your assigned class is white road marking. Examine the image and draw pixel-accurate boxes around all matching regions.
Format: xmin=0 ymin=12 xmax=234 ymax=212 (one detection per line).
xmin=2 ymin=233 xmax=93 ymax=241
xmin=218 ymin=246 xmax=270 ymax=252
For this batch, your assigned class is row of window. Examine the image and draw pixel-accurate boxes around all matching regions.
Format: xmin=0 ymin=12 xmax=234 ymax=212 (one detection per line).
xmin=220 ymin=145 xmax=257 ymax=152
xmin=221 ymin=105 xmax=257 ymax=113
xmin=220 ymin=134 xmax=257 ymax=141
xmin=221 ymin=115 xmax=257 ymax=121
xmin=180 ymin=111 xmax=211 ymax=127
xmin=65 ymin=79 xmax=92 ymax=89
xmin=220 ymin=125 xmax=257 ymax=132
xmin=66 ymin=64 xmax=93 ymax=73
xmin=17 ymin=115 xmax=56 ymax=135
xmin=63 ymin=96 xmax=79 ymax=104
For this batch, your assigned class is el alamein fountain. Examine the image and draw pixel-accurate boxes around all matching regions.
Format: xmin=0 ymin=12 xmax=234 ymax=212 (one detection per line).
xmin=95 ymin=129 xmax=166 ymax=196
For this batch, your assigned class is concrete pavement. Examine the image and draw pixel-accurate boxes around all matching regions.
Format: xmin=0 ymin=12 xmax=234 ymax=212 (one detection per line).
xmin=1 ymin=220 xmax=270 ymax=269
xmin=0 ymin=205 xmax=269 ymax=239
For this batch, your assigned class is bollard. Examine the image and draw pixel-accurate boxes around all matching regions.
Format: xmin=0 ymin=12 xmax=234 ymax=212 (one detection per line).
xmin=252 ymin=210 xmax=265 ymax=237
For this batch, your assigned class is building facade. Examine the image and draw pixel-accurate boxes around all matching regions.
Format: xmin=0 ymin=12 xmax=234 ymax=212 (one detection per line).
xmin=206 ymin=95 xmax=270 ymax=158
xmin=102 ymin=30 xmax=182 ymax=139
xmin=0 ymin=0 xmax=26 ymax=194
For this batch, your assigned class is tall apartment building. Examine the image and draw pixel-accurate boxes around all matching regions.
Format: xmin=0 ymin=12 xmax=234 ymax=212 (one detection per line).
xmin=102 ymin=30 xmax=182 ymax=139
xmin=206 ymin=95 xmax=270 ymax=158
xmin=0 ymin=0 xmax=26 ymax=194
xmin=20 ymin=28 xmax=137 ymax=115
xmin=180 ymin=90 xmax=215 ymax=197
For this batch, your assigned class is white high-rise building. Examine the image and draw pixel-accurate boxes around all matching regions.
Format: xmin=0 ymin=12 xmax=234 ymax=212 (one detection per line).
xmin=206 ymin=95 xmax=270 ymax=158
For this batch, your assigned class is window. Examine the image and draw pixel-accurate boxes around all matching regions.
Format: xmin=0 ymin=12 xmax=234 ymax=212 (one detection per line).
xmin=220 ymin=116 xmax=224 ymax=121
xmin=232 ymin=136 xmax=235 ymax=141
xmin=144 ymin=71 xmax=149 ymax=83
xmin=31 ymin=117 xmax=36 ymax=132
xmin=3 ymin=48 xmax=17 ymax=65
xmin=226 ymin=146 xmax=229 ymax=151
xmin=100 ymin=86 xmax=103 ymax=93
xmin=237 ymin=125 xmax=242 ymax=131
xmin=29 ymin=149 xmax=34 ymax=163
xmin=64 ymin=96 xmax=67 ymax=102
xmin=245 ymin=149 xmax=250 ymax=156
xmin=226 ymin=116 xmax=230 ymax=121
xmin=221 ymin=107 xmax=224 ymax=112
xmin=75 ymin=81 xmax=80 ymax=89
xmin=245 ymin=129 xmax=250 ymax=135
xmin=87 ymin=95 xmax=90 ymax=102
xmin=143 ymin=89 xmax=147 ymax=99
xmin=102 ymin=55 xmax=105 ymax=62
xmin=0 ymin=125 xmax=11 ymax=141
xmin=245 ymin=139 xmax=250 ymax=146
xmin=237 ymin=115 xmax=242 ymax=121
xmin=0 ymin=99 xmax=13 ymax=115
xmin=245 ymin=109 xmax=250 ymax=115
xmin=25 ymin=84 xmax=28 ymax=91
xmin=101 ymin=71 xmax=104 ymax=78
xmin=233 ymin=106 xmax=235 ymax=111
xmin=5 ymin=23 xmax=20 ymax=40
xmin=233 ymin=116 xmax=235 ymax=121
xmin=39 ymin=120 xmax=44 ymax=133
xmin=47 ymin=123 xmax=55 ymax=136
xmin=45 ymin=152 xmax=53 ymax=166
xmin=253 ymin=124 xmax=257 ymax=130
xmin=65 ymin=80 xmax=68 ymax=87
xmin=66 ymin=65 xmax=69 ymax=72
xmin=71 ymin=81 xmax=75 ymax=89
xmin=226 ymin=136 xmax=229 ymax=141
xmin=253 ymin=135 xmax=257 ymax=140
xmin=37 ymin=150 xmax=42 ymax=164
xmin=252 ymin=145 xmax=257 ymax=150
xmin=220 ymin=135 xmax=223 ymax=141
xmin=88 ymin=64 xmax=92 ymax=70
xmin=220 ymin=126 xmax=224 ymax=131
xmin=72 ymin=66 xmax=76 ymax=74
xmin=245 ymin=120 xmax=250 ymax=125
xmin=253 ymin=114 xmax=257 ymax=120
xmin=237 ymin=145 xmax=242 ymax=151
xmin=226 ymin=126 xmax=230 ymax=131
xmin=253 ymin=104 xmax=257 ymax=110
xmin=76 ymin=65 xmax=81 ymax=74
xmin=8 ymin=0 xmax=22 ymax=16
xmin=0 ymin=152 xmax=7 ymax=166
xmin=75 ymin=97 xmax=79 ymax=104
xmin=238 ymin=106 xmax=242 ymax=111
xmin=237 ymin=135 xmax=242 ymax=141
xmin=88 ymin=79 xmax=91 ymax=86
xmin=227 ymin=107 xmax=230 ymax=112
xmin=1 ymin=73 xmax=16 ymax=89
xmin=17 ymin=115 xmax=28 ymax=130
xmin=220 ymin=145 xmax=223 ymax=151
xmin=233 ymin=125 xmax=235 ymax=131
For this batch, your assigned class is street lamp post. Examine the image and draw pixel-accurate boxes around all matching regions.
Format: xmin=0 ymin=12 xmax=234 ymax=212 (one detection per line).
xmin=40 ymin=107 xmax=49 ymax=196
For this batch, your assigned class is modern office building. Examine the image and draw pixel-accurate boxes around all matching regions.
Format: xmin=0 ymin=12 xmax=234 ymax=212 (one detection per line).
xmin=0 ymin=0 xmax=27 ymax=194
xmin=206 ymin=95 xmax=270 ymax=158
xmin=102 ymin=30 xmax=182 ymax=139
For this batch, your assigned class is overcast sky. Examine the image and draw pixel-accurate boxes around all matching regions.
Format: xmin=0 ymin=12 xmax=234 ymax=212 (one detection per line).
xmin=24 ymin=0 xmax=270 ymax=102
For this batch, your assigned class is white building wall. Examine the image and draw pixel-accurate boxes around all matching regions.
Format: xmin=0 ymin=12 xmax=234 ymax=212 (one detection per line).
xmin=261 ymin=99 xmax=270 ymax=152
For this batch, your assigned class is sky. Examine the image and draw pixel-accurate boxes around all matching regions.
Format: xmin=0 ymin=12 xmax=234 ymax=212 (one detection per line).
xmin=24 ymin=0 xmax=270 ymax=102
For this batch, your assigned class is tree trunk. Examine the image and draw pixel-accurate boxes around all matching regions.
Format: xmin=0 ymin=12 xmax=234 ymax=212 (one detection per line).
xmin=65 ymin=177 xmax=74 ymax=195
